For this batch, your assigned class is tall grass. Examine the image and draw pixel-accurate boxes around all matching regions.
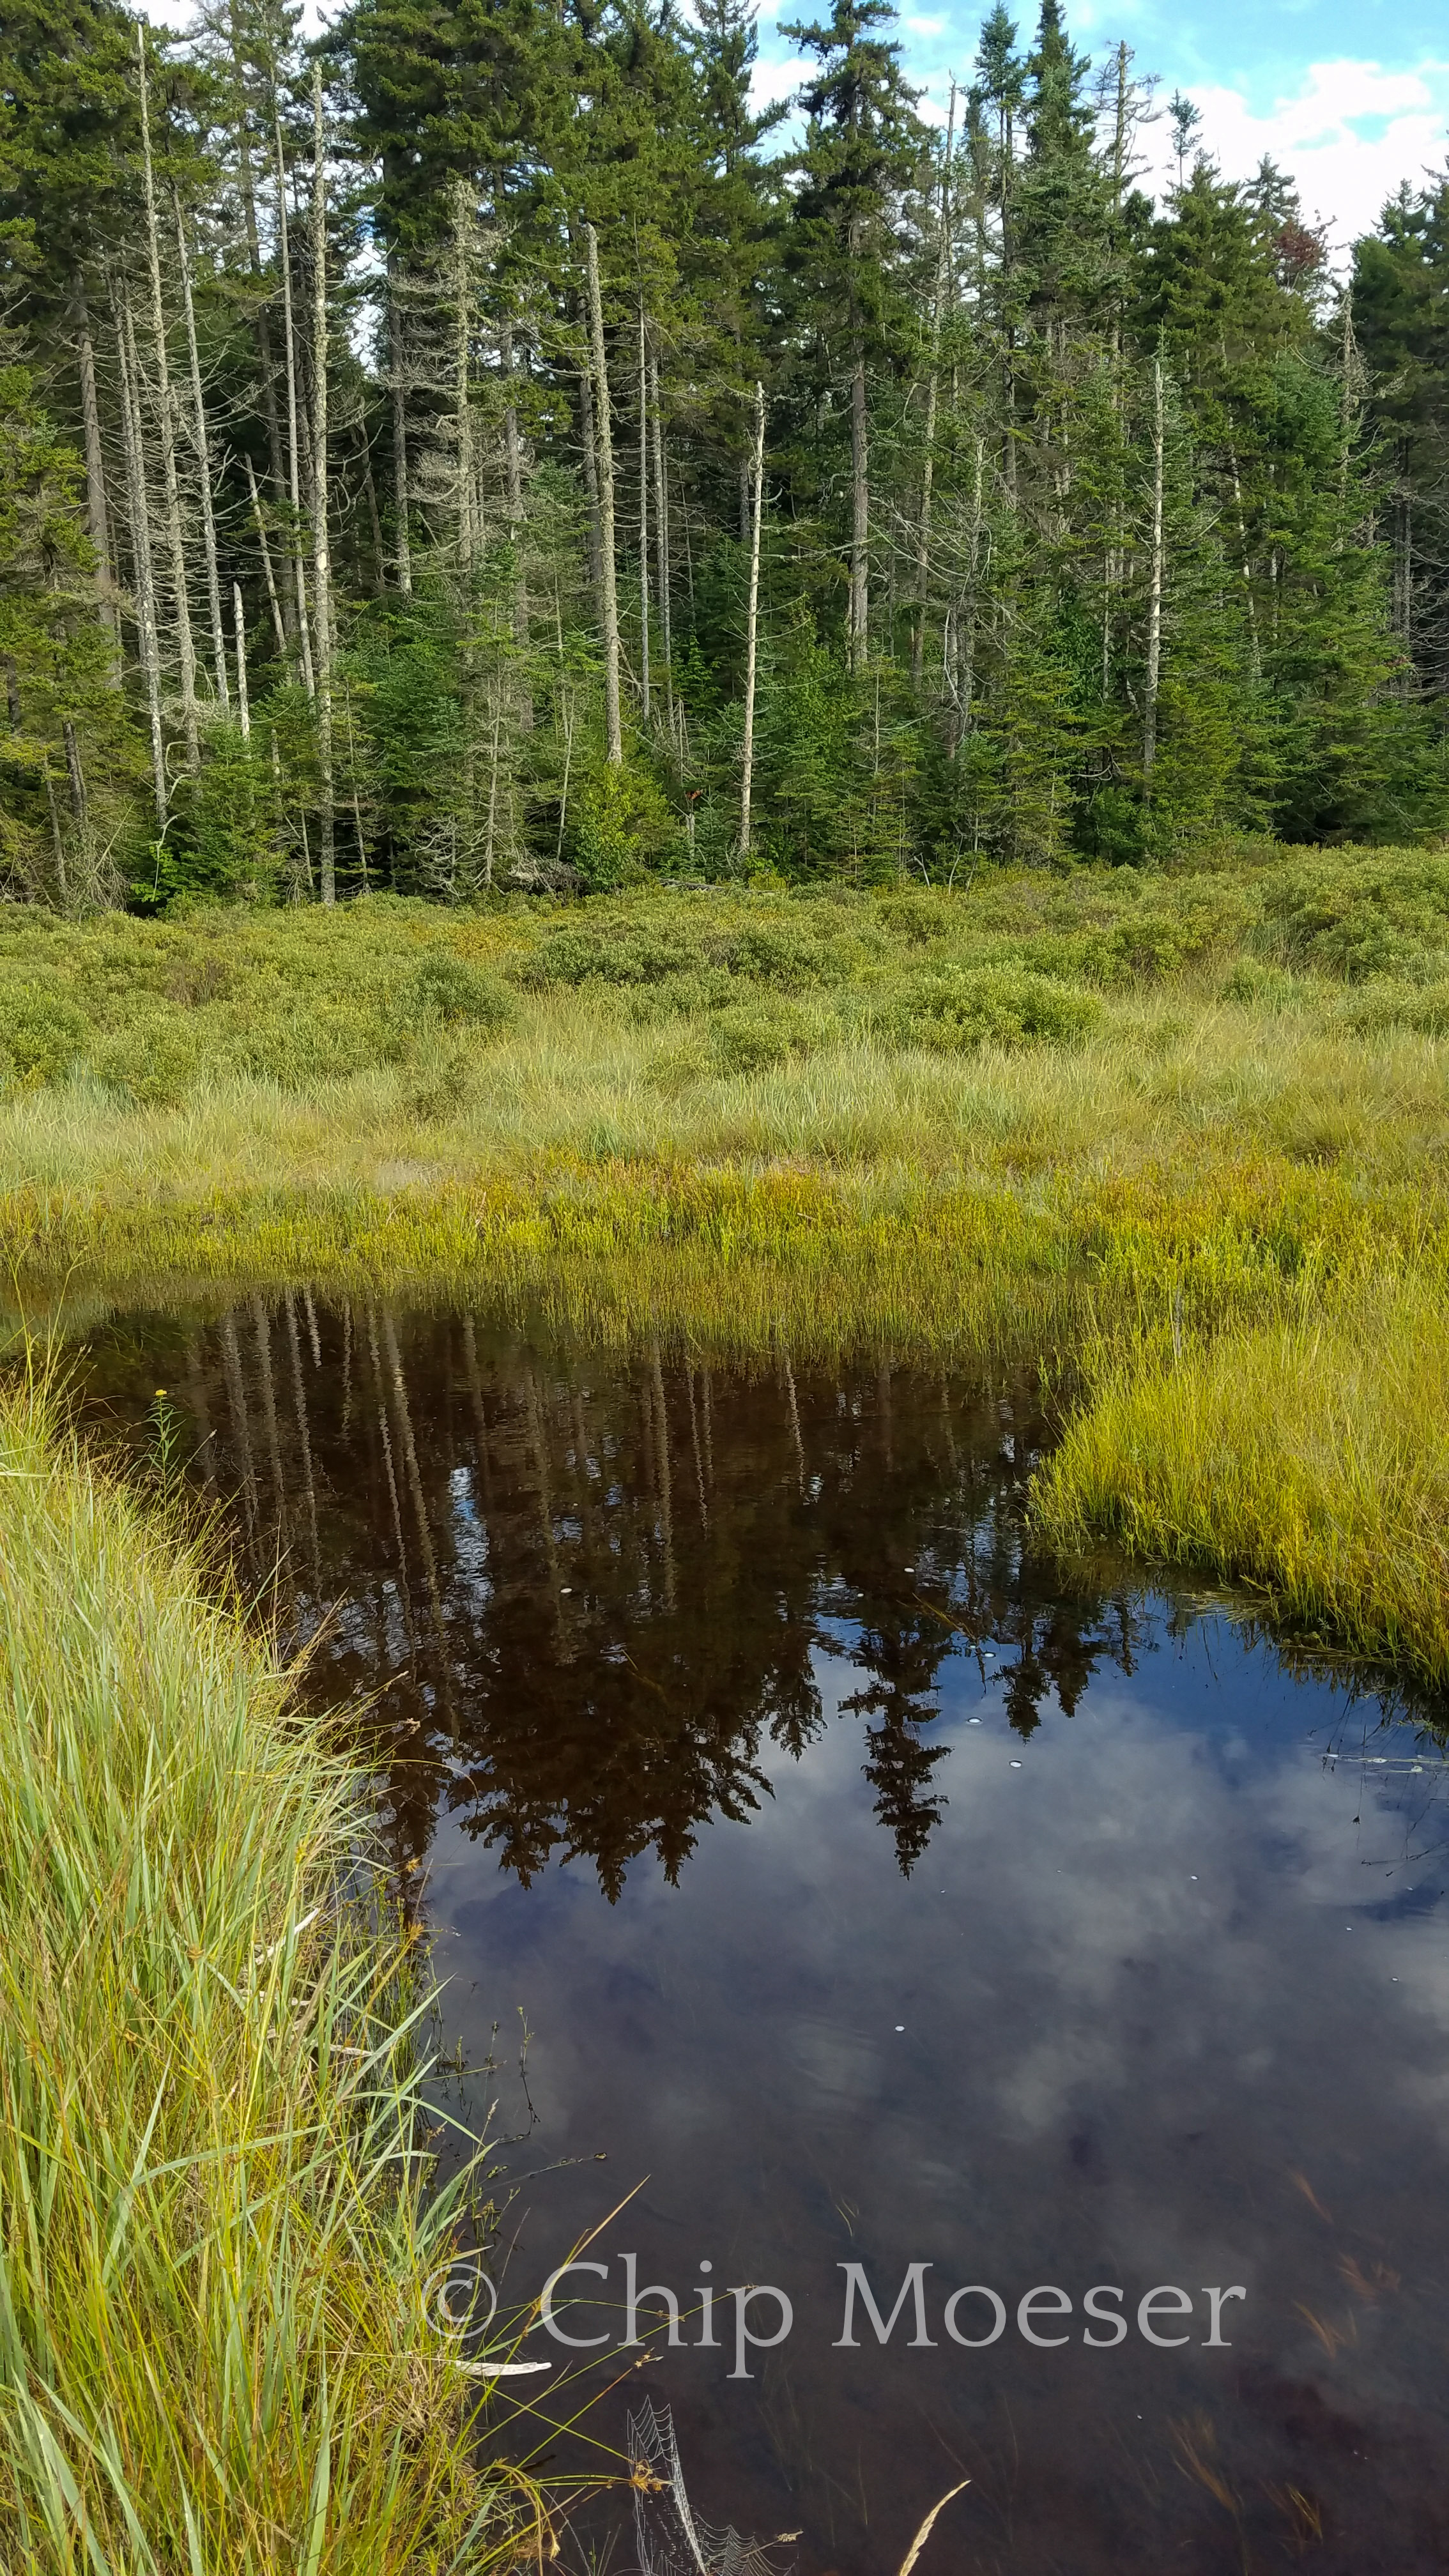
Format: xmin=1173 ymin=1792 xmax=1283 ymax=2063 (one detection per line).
xmin=1033 ymin=1280 xmax=1449 ymax=1687
xmin=3 ymin=858 xmax=1448 ymax=1680
xmin=0 ymin=1382 xmax=526 ymax=2572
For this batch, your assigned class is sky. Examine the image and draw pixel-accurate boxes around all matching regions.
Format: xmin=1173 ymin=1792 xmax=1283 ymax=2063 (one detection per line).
xmin=141 ymin=0 xmax=1449 ymax=253
xmin=751 ymin=0 xmax=1449 ymax=251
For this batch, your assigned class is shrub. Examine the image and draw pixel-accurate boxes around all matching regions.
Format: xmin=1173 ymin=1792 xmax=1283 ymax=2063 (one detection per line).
xmin=1342 ymin=978 xmax=1449 ymax=1039
xmin=1259 ymin=852 xmax=1449 ymax=983
xmin=878 ymin=965 xmax=1101 ymax=1053
xmin=1219 ymin=960 xmax=1303 ymax=1009
xmin=516 ymin=919 xmax=707 ymax=990
xmin=718 ymin=921 xmax=829 ymax=991
xmin=709 ymin=999 xmax=820 ymax=1073
xmin=90 ymin=1011 xmax=204 ymax=1105
xmin=0 ymin=978 xmax=89 ymax=1086
xmin=399 ymin=953 xmax=514 ymax=1033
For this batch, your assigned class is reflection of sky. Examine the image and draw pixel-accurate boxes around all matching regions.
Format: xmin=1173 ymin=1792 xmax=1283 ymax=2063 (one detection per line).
xmin=433 ymin=1611 xmax=1449 ymax=2568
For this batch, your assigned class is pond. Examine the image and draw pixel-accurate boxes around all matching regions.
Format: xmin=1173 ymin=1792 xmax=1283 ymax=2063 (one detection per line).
xmin=74 ymin=1297 xmax=1449 ymax=2573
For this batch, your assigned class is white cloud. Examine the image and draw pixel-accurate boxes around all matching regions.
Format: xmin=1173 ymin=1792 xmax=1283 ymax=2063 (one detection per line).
xmin=1149 ymin=56 xmax=1449 ymax=250
xmin=751 ymin=52 xmax=805 ymax=112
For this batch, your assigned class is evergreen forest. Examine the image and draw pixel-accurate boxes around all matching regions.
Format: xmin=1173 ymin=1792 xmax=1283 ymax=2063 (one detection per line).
xmin=3 ymin=0 xmax=1449 ymax=909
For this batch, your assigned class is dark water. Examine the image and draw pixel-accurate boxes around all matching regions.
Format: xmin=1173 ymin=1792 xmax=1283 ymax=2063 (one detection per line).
xmin=74 ymin=1298 xmax=1449 ymax=2573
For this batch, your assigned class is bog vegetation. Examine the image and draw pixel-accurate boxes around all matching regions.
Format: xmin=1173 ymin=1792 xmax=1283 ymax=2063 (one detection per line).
xmin=2 ymin=0 xmax=1448 ymax=908
xmin=0 ymin=1379 xmax=540 ymax=2570
xmin=5 ymin=1 xmax=1449 ymax=2556
xmin=0 ymin=852 xmax=1445 ymax=1683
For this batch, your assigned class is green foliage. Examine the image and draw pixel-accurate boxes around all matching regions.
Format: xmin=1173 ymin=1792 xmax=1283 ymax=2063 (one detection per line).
xmin=3 ymin=0 xmax=1448 ymax=922
xmin=0 ymin=902 xmax=525 ymax=1100
xmin=8 ymin=847 xmax=1434 ymax=1110
xmin=1259 ymin=850 xmax=1449 ymax=981
xmin=400 ymin=950 xmax=514 ymax=1031
xmin=0 ymin=974 xmax=88 ymax=1083
xmin=567 ymin=751 xmax=678 ymax=890
xmin=874 ymin=961 xmax=1101 ymax=1050
xmin=708 ymin=995 xmax=821 ymax=1070
xmin=0 ymin=1383 xmax=530 ymax=2563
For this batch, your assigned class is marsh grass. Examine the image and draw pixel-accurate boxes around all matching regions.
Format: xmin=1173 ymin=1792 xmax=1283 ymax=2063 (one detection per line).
xmin=1033 ymin=1280 xmax=1449 ymax=1687
xmin=0 ymin=1381 xmax=535 ymax=2572
xmin=3 ymin=855 xmax=1448 ymax=1676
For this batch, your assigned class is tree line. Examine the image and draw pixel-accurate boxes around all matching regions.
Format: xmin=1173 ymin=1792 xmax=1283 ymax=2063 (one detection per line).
xmin=3 ymin=0 xmax=1448 ymax=910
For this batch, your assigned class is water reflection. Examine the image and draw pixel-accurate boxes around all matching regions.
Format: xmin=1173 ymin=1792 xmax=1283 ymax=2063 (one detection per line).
xmin=88 ymin=1303 xmax=1153 ymax=1894
xmin=73 ymin=1298 xmax=1449 ymax=2574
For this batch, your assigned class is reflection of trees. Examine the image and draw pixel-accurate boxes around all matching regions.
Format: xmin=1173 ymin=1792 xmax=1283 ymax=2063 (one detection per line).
xmin=839 ymin=1611 xmax=954 ymax=1876
xmin=78 ymin=1308 xmax=1161 ymax=1894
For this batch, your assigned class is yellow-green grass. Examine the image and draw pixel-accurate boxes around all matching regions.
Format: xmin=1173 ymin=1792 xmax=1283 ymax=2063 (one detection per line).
xmin=1033 ymin=1280 xmax=1449 ymax=1689
xmin=0 ymin=1381 xmax=532 ymax=2572
xmin=2 ymin=854 xmax=1448 ymax=1683
xmin=2 ymin=986 xmax=1445 ymax=1351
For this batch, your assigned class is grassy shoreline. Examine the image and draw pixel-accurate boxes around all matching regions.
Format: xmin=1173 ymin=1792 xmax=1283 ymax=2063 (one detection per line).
xmin=3 ymin=854 xmax=1448 ymax=1684
xmin=0 ymin=1383 xmax=526 ymax=2572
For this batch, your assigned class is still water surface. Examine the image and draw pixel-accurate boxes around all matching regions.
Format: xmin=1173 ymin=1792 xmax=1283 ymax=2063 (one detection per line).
xmin=75 ymin=1298 xmax=1449 ymax=2573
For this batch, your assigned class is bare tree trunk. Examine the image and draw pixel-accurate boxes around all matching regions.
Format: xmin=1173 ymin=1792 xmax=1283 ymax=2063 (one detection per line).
xmin=1227 ymin=447 xmax=1260 ymax=679
xmin=62 ymin=721 xmax=88 ymax=832
xmin=342 ymin=684 xmax=369 ymax=888
xmin=648 ymin=349 xmax=673 ymax=738
xmin=578 ymin=358 xmax=603 ymax=600
xmin=962 ymin=433 xmax=982 ymax=734
xmin=1393 ymin=483 xmax=1412 ymax=686
xmin=850 ymin=345 xmax=869 ymax=670
xmin=638 ymin=307 xmax=650 ymax=723
xmin=999 ymin=99 xmax=1018 ymax=512
xmin=738 ymin=379 xmax=765 ymax=864
xmin=1142 ymin=351 xmax=1164 ymax=794
xmin=362 ymin=454 xmax=385 ymax=592
xmin=44 ymin=763 xmax=70 ymax=904
xmin=501 ymin=315 xmax=528 ymax=647
xmin=243 ymin=454 xmax=288 ymax=654
xmin=482 ymin=694 xmax=501 ymax=890
xmin=70 ymin=268 xmax=119 ymax=675
xmin=1338 ymin=293 xmax=1360 ymax=500
xmin=387 ymin=265 xmax=412 ymax=596
xmin=948 ymin=431 xmax=984 ymax=757
xmin=273 ymin=103 xmax=314 ymax=689
xmin=136 ymin=22 xmax=199 ymax=765
xmin=171 ymin=186 xmax=229 ymax=713
xmin=585 ymin=224 xmax=622 ymax=765
xmin=450 ymin=180 xmax=475 ymax=575
xmin=233 ymin=581 xmax=250 ymax=739
xmin=310 ymin=63 xmax=334 ymax=903
xmin=112 ymin=274 xmax=167 ymax=829
xmin=913 ymin=85 xmax=954 ymax=689
xmin=227 ymin=0 xmax=289 ymax=558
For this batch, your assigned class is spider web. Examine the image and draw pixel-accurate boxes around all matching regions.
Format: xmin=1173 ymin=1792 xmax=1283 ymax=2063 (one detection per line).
xmin=627 ymin=2400 xmax=792 ymax=2576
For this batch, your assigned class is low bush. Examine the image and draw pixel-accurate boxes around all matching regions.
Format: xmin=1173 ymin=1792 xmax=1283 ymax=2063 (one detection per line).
xmin=877 ymin=965 xmax=1102 ymax=1053
xmin=1341 ymin=977 xmax=1449 ymax=1039
xmin=1258 ymin=852 xmax=1449 ymax=982
xmin=708 ymin=998 xmax=822 ymax=1073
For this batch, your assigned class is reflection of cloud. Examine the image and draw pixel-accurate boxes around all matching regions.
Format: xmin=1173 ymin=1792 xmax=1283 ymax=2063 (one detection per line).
xmin=1147 ymin=58 xmax=1449 ymax=250
xmin=436 ymin=1615 xmax=1449 ymax=2531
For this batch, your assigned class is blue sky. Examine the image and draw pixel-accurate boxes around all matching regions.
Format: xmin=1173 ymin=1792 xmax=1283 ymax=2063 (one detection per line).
xmin=141 ymin=0 xmax=1449 ymax=252
xmin=751 ymin=0 xmax=1449 ymax=249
